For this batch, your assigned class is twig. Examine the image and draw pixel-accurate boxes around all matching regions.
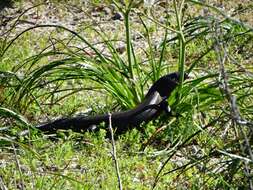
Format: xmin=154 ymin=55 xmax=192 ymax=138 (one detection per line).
xmin=0 ymin=176 xmax=8 ymax=190
xmin=11 ymin=143 xmax=25 ymax=190
xmin=108 ymin=113 xmax=123 ymax=190
xmin=217 ymin=150 xmax=253 ymax=163
xmin=152 ymin=114 xmax=222 ymax=189
xmin=213 ymin=23 xmax=253 ymax=190
xmin=213 ymin=23 xmax=253 ymax=158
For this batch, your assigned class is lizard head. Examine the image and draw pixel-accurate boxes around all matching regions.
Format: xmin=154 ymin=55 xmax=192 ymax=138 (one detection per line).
xmin=146 ymin=72 xmax=189 ymax=98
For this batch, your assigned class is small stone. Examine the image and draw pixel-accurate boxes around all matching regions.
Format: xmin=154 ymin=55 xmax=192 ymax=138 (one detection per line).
xmin=111 ymin=12 xmax=122 ymax=21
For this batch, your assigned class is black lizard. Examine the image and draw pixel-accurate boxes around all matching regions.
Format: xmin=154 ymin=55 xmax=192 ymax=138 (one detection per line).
xmin=35 ymin=72 xmax=188 ymax=134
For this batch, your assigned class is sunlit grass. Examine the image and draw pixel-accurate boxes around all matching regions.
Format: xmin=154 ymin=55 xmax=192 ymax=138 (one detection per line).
xmin=0 ymin=0 xmax=252 ymax=189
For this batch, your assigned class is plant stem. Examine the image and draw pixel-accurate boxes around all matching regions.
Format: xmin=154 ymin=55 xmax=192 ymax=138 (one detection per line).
xmin=174 ymin=0 xmax=186 ymax=101
xmin=124 ymin=10 xmax=134 ymax=80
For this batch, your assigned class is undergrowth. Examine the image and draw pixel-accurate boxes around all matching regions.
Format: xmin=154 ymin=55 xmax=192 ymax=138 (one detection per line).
xmin=0 ymin=0 xmax=252 ymax=189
